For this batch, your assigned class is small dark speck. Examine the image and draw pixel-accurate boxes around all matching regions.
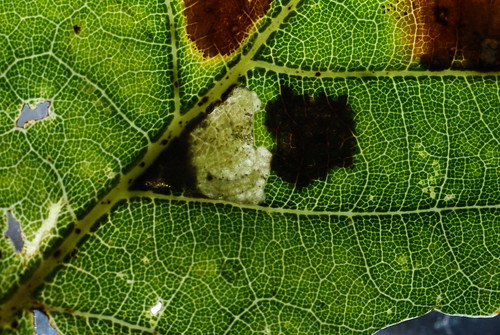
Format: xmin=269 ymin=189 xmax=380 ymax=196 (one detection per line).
xmin=139 ymin=162 xmax=146 ymax=167
xmin=11 ymin=321 xmax=18 ymax=329
xmin=75 ymin=228 xmax=81 ymax=234
xmin=197 ymin=96 xmax=209 ymax=107
xmin=73 ymin=25 xmax=81 ymax=34
xmin=161 ymin=139 xmax=168 ymax=145
xmin=53 ymin=250 xmax=61 ymax=258
xmin=315 ymin=72 xmax=321 ymax=77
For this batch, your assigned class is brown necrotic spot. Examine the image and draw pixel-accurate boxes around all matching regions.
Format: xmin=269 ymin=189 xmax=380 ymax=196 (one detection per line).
xmin=183 ymin=0 xmax=272 ymax=57
xmin=412 ymin=0 xmax=500 ymax=71
xmin=73 ymin=25 xmax=81 ymax=34
xmin=131 ymin=123 xmax=197 ymax=195
xmin=265 ymin=86 xmax=356 ymax=189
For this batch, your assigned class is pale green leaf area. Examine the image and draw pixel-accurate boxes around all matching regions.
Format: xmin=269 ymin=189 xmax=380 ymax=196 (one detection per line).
xmin=0 ymin=0 xmax=498 ymax=334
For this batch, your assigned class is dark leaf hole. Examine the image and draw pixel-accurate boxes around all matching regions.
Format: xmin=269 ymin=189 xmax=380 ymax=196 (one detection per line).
xmin=72 ymin=25 xmax=81 ymax=34
xmin=265 ymin=86 xmax=357 ymax=189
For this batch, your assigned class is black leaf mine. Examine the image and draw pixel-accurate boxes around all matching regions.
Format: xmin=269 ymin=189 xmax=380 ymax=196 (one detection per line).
xmin=265 ymin=86 xmax=356 ymax=189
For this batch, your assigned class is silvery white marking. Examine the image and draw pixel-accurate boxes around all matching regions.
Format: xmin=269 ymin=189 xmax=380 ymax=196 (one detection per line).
xmin=189 ymin=87 xmax=272 ymax=205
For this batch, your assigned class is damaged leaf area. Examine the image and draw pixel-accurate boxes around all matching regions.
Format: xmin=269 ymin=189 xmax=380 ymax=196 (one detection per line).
xmin=0 ymin=0 xmax=499 ymax=335
xmin=189 ymin=87 xmax=271 ymax=204
xmin=266 ymin=86 xmax=356 ymax=189
xmin=410 ymin=0 xmax=500 ymax=70
xmin=183 ymin=0 xmax=272 ymax=56
xmin=135 ymin=87 xmax=271 ymax=205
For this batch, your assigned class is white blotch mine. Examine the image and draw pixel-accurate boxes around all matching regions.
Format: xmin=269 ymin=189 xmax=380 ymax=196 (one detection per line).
xmin=25 ymin=199 xmax=63 ymax=257
xmin=189 ymin=87 xmax=272 ymax=205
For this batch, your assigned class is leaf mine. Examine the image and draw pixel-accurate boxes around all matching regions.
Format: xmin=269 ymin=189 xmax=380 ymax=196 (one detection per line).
xmin=189 ymin=87 xmax=272 ymax=204
xmin=410 ymin=0 xmax=500 ymax=71
xmin=265 ymin=86 xmax=356 ymax=189
xmin=183 ymin=0 xmax=272 ymax=57
xmin=134 ymin=87 xmax=272 ymax=205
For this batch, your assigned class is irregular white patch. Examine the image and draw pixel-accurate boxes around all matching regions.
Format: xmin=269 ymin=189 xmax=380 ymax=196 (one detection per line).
xmin=189 ymin=87 xmax=272 ymax=205
xmin=149 ymin=301 xmax=162 ymax=316
xmin=25 ymin=199 xmax=63 ymax=257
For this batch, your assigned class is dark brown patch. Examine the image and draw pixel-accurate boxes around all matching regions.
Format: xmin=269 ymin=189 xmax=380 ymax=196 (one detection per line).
xmin=75 ymin=228 xmax=81 ymax=234
xmin=265 ymin=86 xmax=356 ymax=189
xmin=131 ymin=126 xmax=198 ymax=195
xmin=72 ymin=25 xmax=81 ymax=34
xmin=413 ymin=0 xmax=500 ymax=71
xmin=53 ymin=249 xmax=61 ymax=258
xmin=183 ymin=0 xmax=272 ymax=57
xmin=197 ymin=96 xmax=209 ymax=106
xmin=139 ymin=162 xmax=145 ymax=168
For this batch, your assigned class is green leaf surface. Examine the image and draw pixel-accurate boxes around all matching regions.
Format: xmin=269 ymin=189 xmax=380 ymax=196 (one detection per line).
xmin=1 ymin=0 xmax=498 ymax=334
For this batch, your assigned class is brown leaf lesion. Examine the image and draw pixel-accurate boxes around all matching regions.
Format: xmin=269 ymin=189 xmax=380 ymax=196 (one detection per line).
xmin=409 ymin=0 xmax=500 ymax=71
xmin=183 ymin=0 xmax=273 ymax=57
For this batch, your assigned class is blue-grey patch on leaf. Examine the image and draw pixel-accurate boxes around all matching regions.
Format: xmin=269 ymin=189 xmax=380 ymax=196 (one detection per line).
xmin=5 ymin=210 xmax=23 ymax=253
xmin=16 ymin=101 xmax=50 ymax=128
xmin=33 ymin=309 xmax=57 ymax=335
